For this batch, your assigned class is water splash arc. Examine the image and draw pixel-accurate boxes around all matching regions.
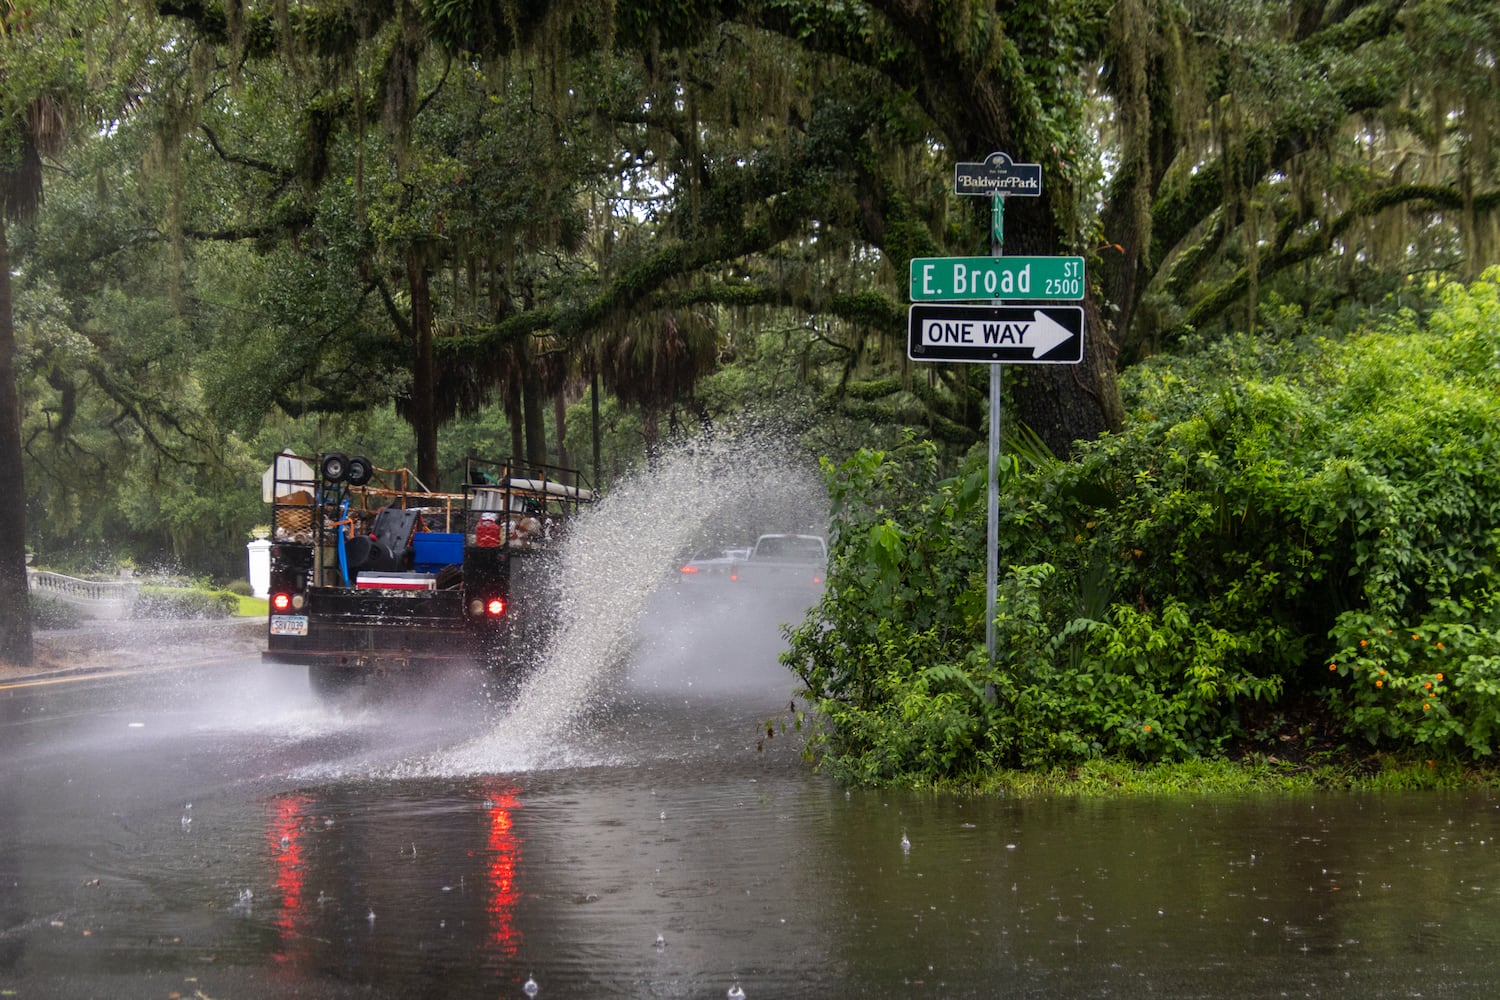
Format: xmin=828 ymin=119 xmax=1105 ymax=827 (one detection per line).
xmin=423 ymin=439 xmax=825 ymax=776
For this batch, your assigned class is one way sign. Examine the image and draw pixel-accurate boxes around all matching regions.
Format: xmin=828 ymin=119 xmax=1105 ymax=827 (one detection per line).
xmin=907 ymin=304 xmax=1084 ymax=364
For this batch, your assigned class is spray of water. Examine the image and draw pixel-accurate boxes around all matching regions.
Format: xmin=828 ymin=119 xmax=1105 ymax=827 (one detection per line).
xmin=417 ymin=435 xmax=826 ymax=776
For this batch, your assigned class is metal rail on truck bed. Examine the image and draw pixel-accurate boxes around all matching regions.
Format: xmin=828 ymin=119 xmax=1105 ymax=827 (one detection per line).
xmin=262 ymin=451 xmax=595 ymax=698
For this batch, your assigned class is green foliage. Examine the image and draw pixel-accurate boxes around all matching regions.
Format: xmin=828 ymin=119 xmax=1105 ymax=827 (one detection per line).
xmin=792 ymin=273 xmax=1500 ymax=782
xmin=133 ymin=585 xmax=239 ymax=620
xmin=29 ymin=593 xmax=83 ymax=630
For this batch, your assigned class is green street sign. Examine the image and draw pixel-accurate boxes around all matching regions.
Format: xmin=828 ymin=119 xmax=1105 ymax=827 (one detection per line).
xmin=909 ymin=256 xmax=1085 ymax=302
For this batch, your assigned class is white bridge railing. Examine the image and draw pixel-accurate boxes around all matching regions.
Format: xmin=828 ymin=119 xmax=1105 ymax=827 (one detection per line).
xmin=27 ymin=568 xmax=138 ymax=620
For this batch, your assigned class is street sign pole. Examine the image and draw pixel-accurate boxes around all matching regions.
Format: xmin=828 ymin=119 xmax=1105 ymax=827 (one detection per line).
xmin=986 ymin=193 xmax=1003 ymax=668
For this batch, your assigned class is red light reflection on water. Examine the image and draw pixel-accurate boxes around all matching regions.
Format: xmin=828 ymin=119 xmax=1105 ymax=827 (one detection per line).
xmin=268 ymin=793 xmax=313 ymax=965
xmin=477 ymin=784 xmax=524 ymax=958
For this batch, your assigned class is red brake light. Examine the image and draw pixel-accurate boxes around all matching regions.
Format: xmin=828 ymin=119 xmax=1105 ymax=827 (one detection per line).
xmin=271 ymin=592 xmax=292 ymax=611
xmin=680 ymin=565 xmax=699 ymax=574
xmin=485 ymin=597 xmax=506 ymax=616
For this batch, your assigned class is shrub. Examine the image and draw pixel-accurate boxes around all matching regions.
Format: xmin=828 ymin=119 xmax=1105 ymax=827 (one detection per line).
xmin=29 ymin=593 xmax=84 ymax=630
xmin=789 ymin=272 xmax=1500 ymax=781
xmin=134 ymin=586 xmax=239 ymax=620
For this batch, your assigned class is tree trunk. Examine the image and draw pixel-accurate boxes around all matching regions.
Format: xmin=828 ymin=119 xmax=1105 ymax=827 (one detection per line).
xmin=552 ymin=388 xmax=570 ymax=472
xmin=406 ymin=252 xmax=439 ymax=487
xmin=0 ymin=218 xmax=35 ymax=667
xmin=590 ymin=368 xmax=601 ymax=489
xmin=641 ymin=404 xmax=661 ymax=470
xmin=505 ymin=367 xmax=524 ymax=460
xmin=518 ymin=341 xmax=547 ymax=471
xmin=995 ymin=198 xmax=1122 ymax=457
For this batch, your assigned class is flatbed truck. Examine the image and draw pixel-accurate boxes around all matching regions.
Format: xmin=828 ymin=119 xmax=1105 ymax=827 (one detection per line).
xmin=262 ymin=450 xmax=595 ymax=699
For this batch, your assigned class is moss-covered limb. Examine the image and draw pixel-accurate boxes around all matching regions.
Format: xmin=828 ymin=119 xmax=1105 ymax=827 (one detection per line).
xmin=155 ymin=0 xmax=367 ymax=61
xmin=650 ymin=283 xmax=781 ymax=310
xmin=79 ymin=360 xmax=215 ymax=466
xmin=842 ymin=377 xmax=902 ymax=401
xmin=1170 ymin=183 xmax=1500 ymax=340
xmin=1292 ymin=0 xmax=1406 ymax=56
xmin=841 ymin=372 xmax=979 ymax=448
xmin=836 ymin=394 xmax=975 ymax=447
xmin=555 ymin=225 xmax=787 ymax=337
xmin=1157 ymin=210 xmax=1227 ymax=301
xmin=194 ymin=121 xmax=293 ymax=187
xmin=827 ymin=290 xmax=905 ymax=329
xmin=1150 ymin=76 xmax=1401 ymax=268
xmin=650 ymin=282 xmax=905 ymax=330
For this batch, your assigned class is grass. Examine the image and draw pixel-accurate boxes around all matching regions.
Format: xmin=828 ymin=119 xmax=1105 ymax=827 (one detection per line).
xmin=907 ymin=750 xmax=1500 ymax=797
xmin=235 ymin=594 xmax=269 ymax=617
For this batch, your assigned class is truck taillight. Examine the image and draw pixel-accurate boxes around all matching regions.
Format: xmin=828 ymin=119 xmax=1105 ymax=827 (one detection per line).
xmin=468 ymin=597 xmax=506 ymax=618
xmin=271 ymin=592 xmax=305 ymax=611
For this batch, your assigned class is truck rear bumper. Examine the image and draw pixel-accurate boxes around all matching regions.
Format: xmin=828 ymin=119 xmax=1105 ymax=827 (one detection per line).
xmin=261 ymin=646 xmax=476 ymax=672
xmin=264 ymin=614 xmax=485 ymax=673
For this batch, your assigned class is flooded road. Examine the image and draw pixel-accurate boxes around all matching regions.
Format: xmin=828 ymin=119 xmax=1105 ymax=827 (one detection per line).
xmin=7 ymin=612 xmax=1500 ymax=999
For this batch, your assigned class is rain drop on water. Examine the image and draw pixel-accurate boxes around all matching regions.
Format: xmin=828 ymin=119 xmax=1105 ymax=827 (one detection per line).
xmin=727 ymin=982 xmax=746 ymax=999
xmin=654 ymin=933 xmax=666 ymax=949
xmin=523 ymin=973 xmax=540 ymax=996
xmin=900 ymin=831 xmax=912 ymax=854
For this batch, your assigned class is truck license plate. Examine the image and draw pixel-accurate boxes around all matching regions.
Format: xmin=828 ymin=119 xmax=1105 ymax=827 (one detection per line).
xmin=270 ymin=615 xmax=309 ymax=637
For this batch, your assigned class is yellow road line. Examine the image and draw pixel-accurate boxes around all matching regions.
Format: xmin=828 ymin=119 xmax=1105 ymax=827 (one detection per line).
xmin=0 ymin=656 xmax=242 ymax=693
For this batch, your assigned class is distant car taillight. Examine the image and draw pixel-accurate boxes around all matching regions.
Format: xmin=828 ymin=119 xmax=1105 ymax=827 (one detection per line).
xmin=680 ymin=565 xmax=699 ymax=575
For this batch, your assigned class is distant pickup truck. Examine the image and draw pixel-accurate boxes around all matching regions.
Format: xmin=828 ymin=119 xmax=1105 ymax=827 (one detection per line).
xmin=735 ymin=534 xmax=828 ymax=591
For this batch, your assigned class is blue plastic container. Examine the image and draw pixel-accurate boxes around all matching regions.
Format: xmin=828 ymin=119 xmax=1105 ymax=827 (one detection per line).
xmin=412 ymin=532 xmax=464 ymax=571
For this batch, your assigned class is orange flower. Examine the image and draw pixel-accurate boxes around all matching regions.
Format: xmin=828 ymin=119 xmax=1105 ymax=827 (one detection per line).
xmin=1435 ymin=642 xmax=1444 ymax=650
xmin=1329 ymin=663 xmax=1338 ymax=671
xmin=1412 ymin=633 xmax=1421 ymax=641
xmin=1360 ymin=639 xmax=1368 ymax=648
xmin=1424 ymin=703 xmax=1431 ymax=711
xmin=1143 ymin=724 xmax=1152 ymax=732
xmin=1437 ymin=673 xmax=1445 ymax=681
xmin=1424 ymin=682 xmax=1433 ymax=691
xmin=1375 ymin=679 xmax=1384 ymax=688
